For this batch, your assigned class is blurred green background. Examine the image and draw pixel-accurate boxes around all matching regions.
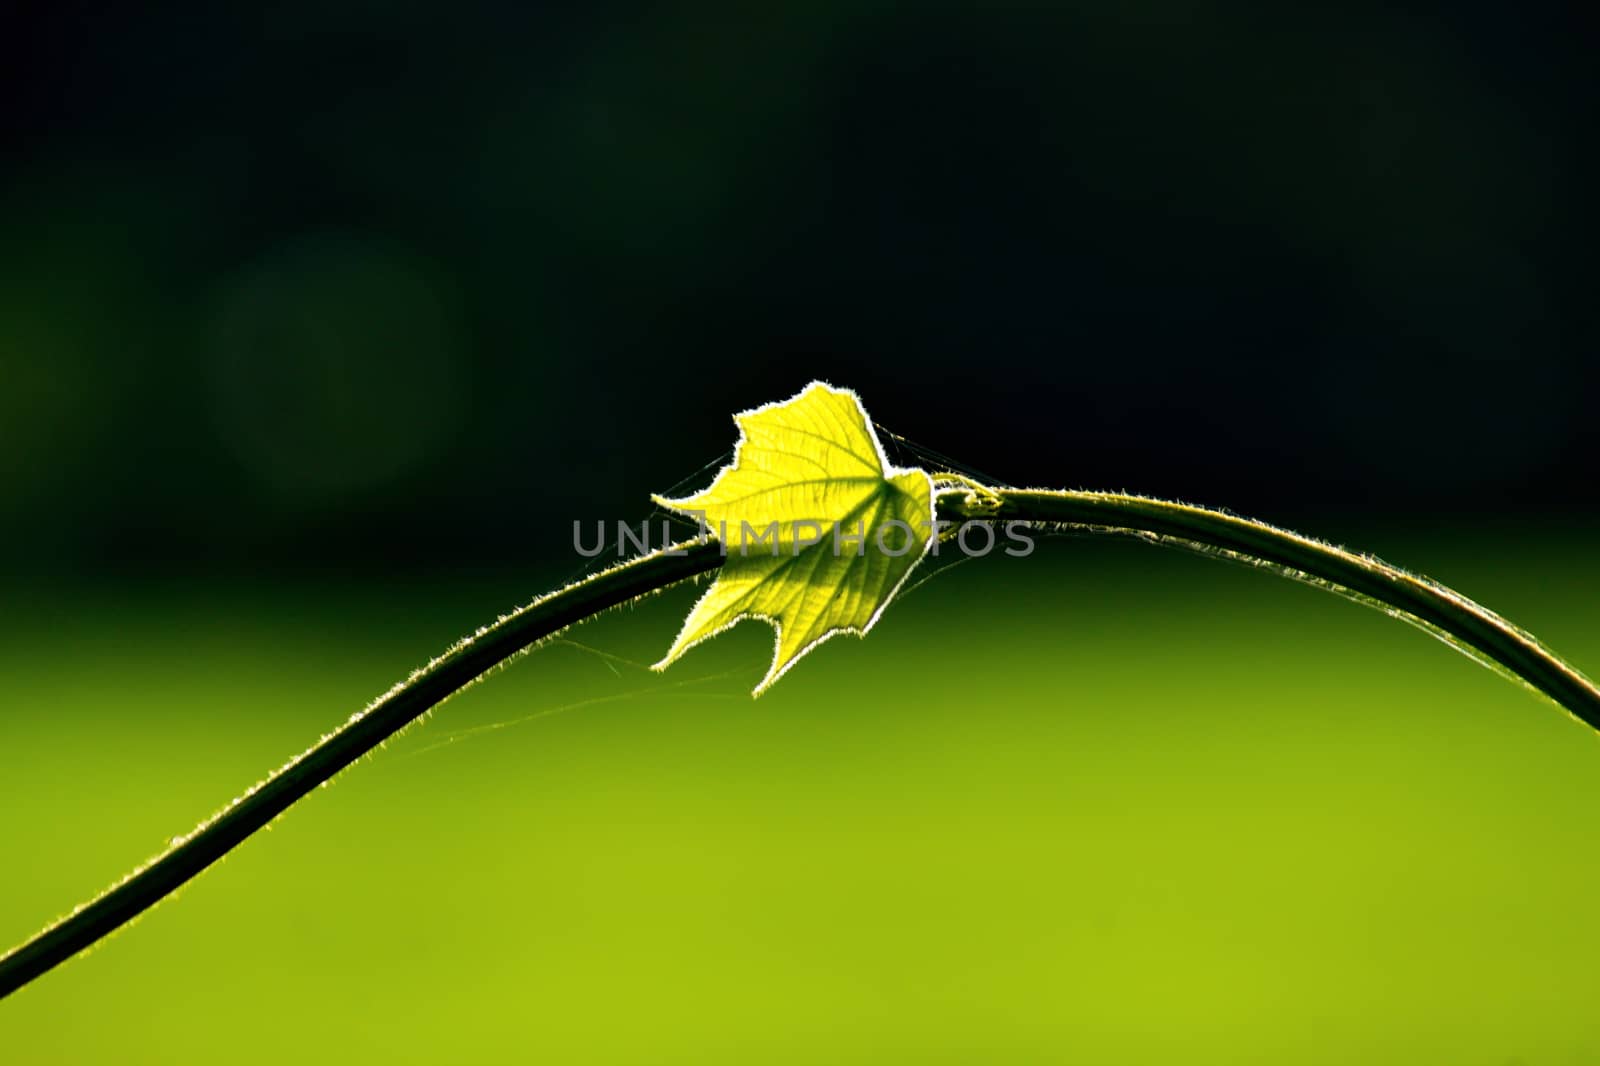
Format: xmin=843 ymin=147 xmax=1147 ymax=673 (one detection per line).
xmin=3 ymin=1 xmax=1595 ymax=1061
xmin=7 ymin=540 xmax=1600 ymax=1062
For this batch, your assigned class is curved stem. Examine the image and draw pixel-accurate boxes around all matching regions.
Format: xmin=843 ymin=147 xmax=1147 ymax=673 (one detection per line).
xmin=8 ymin=486 xmax=1597 ymax=1001
xmin=939 ymin=488 xmax=1600 ymax=731
xmin=0 ymin=541 xmax=723 ymax=1000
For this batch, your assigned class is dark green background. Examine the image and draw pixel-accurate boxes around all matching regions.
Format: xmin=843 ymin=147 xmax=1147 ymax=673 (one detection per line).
xmin=3 ymin=3 xmax=1595 ymax=1061
xmin=2 ymin=1 xmax=1594 ymax=571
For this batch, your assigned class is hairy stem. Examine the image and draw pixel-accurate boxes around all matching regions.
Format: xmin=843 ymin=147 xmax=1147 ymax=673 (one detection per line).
xmin=6 ymin=487 xmax=1597 ymax=1000
xmin=942 ymin=488 xmax=1600 ymax=730
xmin=0 ymin=541 xmax=723 ymax=1000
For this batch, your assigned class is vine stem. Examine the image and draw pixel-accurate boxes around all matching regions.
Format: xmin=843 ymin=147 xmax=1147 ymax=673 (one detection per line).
xmin=0 ymin=541 xmax=724 ymax=1000
xmin=943 ymin=488 xmax=1600 ymax=730
xmin=5 ymin=488 xmax=1598 ymax=999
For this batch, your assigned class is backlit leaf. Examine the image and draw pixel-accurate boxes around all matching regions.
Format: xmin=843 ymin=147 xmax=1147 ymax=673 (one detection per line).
xmin=652 ymin=382 xmax=935 ymax=694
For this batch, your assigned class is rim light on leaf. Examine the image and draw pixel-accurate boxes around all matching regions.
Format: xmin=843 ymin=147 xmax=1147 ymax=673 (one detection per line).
xmin=651 ymin=382 xmax=936 ymax=695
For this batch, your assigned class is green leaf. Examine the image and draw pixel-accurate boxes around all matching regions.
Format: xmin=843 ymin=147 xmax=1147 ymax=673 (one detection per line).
xmin=652 ymin=382 xmax=935 ymax=694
